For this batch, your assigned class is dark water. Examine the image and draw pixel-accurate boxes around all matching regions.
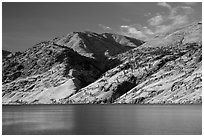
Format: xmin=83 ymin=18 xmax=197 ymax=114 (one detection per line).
xmin=2 ymin=105 xmax=202 ymax=135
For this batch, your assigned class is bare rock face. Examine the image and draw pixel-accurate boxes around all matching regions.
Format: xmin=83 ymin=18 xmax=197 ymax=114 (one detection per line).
xmin=54 ymin=31 xmax=144 ymax=71
xmin=55 ymin=31 xmax=143 ymax=59
xmin=2 ymin=43 xmax=101 ymax=104
xmin=2 ymin=22 xmax=202 ymax=104
xmin=2 ymin=50 xmax=12 ymax=58
xmin=64 ymin=22 xmax=202 ymax=104
xmin=2 ymin=32 xmax=143 ymax=104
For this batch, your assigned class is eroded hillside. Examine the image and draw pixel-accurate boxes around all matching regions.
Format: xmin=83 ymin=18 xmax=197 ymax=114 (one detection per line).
xmin=2 ymin=22 xmax=202 ymax=104
xmin=2 ymin=32 xmax=143 ymax=104
xmin=64 ymin=22 xmax=202 ymax=104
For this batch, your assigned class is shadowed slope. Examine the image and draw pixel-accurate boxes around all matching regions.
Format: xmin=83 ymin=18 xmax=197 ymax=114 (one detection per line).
xmin=66 ymin=22 xmax=202 ymax=104
xmin=2 ymin=32 xmax=144 ymax=104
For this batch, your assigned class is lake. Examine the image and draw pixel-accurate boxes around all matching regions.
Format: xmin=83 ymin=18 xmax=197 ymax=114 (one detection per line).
xmin=2 ymin=104 xmax=202 ymax=135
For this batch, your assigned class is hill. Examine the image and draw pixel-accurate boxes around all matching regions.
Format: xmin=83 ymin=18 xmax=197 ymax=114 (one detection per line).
xmin=2 ymin=22 xmax=202 ymax=104
xmin=2 ymin=32 xmax=143 ymax=104
xmin=65 ymin=22 xmax=202 ymax=104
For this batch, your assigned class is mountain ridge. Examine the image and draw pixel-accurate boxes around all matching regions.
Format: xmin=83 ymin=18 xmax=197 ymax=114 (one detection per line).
xmin=2 ymin=22 xmax=202 ymax=104
xmin=2 ymin=32 xmax=144 ymax=104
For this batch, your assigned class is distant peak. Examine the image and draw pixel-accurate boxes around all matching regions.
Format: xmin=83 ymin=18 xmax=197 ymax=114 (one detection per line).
xmin=83 ymin=30 xmax=97 ymax=34
xmin=70 ymin=31 xmax=98 ymax=35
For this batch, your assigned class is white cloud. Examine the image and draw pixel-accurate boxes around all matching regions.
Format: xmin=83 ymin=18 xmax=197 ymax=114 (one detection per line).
xmin=117 ymin=3 xmax=196 ymax=40
xmin=152 ymin=14 xmax=190 ymax=34
xmin=157 ymin=2 xmax=172 ymax=9
xmin=148 ymin=14 xmax=164 ymax=26
xmin=98 ymin=24 xmax=112 ymax=31
xmin=171 ymin=15 xmax=189 ymax=26
xmin=120 ymin=25 xmax=148 ymax=39
xmin=143 ymin=26 xmax=154 ymax=35
xmin=120 ymin=25 xmax=156 ymax=40
xmin=180 ymin=6 xmax=194 ymax=14
xmin=154 ymin=25 xmax=172 ymax=34
xmin=149 ymin=3 xmax=195 ymax=35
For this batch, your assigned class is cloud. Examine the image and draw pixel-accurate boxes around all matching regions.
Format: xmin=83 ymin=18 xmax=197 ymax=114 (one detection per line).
xmin=120 ymin=25 xmax=155 ymax=40
xmin=148 ymin=3 xmax=195 ymax=34
xmin=152 ymin=15 xmax=189 ymax=34
xmin=143 ymin=26 xmax=154 ymax=35
xmin=157 ymin=2 xmax=172 ymax=9
xmin=148 ymin=14 xmax=164 ymax=26
xmin=154 ymin=25 xmax=171 ymax=34
xmin=119 ymin=3 xmax=196 ymax=40
xmin=180 ymin=6 xmax=194 ymax=14
xmin=98 ymin=24 xmax=112 ymax=31
xmin=171 ymin=15 xmax=189 ymax=26
xmin=120 ymin=25 xmax=148 ymax=39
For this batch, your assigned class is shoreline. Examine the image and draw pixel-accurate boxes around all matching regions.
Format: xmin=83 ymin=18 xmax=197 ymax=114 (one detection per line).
xmin=2 ymin=103 xmax=202 ymax=106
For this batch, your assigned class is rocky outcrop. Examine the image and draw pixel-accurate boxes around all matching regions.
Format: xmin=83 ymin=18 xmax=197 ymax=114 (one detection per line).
xmin=64 ymin=22 xmax=202 ymax=104
xmin=2 ymin=50 xmax=12 ymax=58
xmin=2 ymin=32 xmax=143 ymax=104
xmin=54 ymin=31 xmax=144 ymax=71
xmin=55 ymin=31 xmax=143 ymax=58
xmin=2 ymin=22 xmax=202 ymax=104
xmin=2 ymin=43 xmax=101 ymax=104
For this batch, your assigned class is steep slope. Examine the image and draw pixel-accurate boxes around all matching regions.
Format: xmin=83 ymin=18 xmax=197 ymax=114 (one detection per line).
xmin=2 ymin=42 xmax=102 ymax=104
xmin=55 ymin=31 xmax=143 ymax=60
xmin=64 ymin=22 xmax=202 ymax=104
xmin=52 ymin=31 xmax=144 ymax=71
xmin=2 ymin=32 xmax=144 ymax=104
xmin=2 ymin=22 xmax=201 ymax=104
xmin=2 ymin=50 xmax=12 ymax=59
xmin=101 ymin=33 xmax=144 ymax=48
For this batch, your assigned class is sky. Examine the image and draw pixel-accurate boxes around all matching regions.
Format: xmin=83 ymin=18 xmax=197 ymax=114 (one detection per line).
xmin=2 ymin=2 xmax=202 ymax=52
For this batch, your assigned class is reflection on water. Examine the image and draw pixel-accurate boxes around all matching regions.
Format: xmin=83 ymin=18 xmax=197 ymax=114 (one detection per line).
xmin=2 ymin=105 xmax=202 ymax=135
xmin=3 ymin=105 xmax=75 ymax=134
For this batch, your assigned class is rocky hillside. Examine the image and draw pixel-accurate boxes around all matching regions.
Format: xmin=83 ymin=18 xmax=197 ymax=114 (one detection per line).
xmin=54 ymin=31 xmax=143 ymax=59
xmin=2 ymin=50 xmax=11 ymax=58
xmin=64 ymin=22 xmax=202 ymax=104
xmin=2 ymin=22 xmax=202 ymax=104
xmin=2 ymin=32 xmax=143 ymax=104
